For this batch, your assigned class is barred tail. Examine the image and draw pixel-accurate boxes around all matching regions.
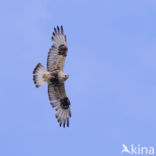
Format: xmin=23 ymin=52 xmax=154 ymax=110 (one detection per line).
xmin=33 ymin=63 xmax=48 ymax=88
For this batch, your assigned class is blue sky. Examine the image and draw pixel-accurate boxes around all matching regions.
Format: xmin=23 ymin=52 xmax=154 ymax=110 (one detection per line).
xmin=0 ymin=0 xmax=156 ymax=155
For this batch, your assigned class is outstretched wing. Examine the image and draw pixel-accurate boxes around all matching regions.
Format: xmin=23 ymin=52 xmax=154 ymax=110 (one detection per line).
xmin=48 ymin=83 xmax=71 ymax=127
xmin=47 ymin=26 xmax=68 ymax=72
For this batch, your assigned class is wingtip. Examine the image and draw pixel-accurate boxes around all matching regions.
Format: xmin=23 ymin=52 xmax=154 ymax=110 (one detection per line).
xmin=57 ymin=118 xmax=70 ymax=128
xmin=57 ymin=25 xmax=60 ymax=31
xmin=61 ymin=25 xmax=64 ymax=34
xmin=69 ymin=111 xmax=71 ymax=118
xmin=67 ymin=118 xmax=69 ymax=127
xmin=54 ymin=27 xmax=57 ymax=33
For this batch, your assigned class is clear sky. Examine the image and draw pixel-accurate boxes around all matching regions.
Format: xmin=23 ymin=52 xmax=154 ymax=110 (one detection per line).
xmin=0 ymin=0 xmax=156 ymax=155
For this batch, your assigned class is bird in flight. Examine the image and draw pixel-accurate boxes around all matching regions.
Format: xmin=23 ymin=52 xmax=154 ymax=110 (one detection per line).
xmin=33 ymin=26 xmax=71 ymax=128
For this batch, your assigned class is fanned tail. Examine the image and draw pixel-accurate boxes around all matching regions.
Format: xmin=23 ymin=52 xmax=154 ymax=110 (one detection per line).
xmin=33 ymin=63 xmax=49 ymax=88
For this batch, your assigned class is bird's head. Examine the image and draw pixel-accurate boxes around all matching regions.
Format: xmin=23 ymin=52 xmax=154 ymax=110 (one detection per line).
xmin=64 ymin=74 xmax=69 ymax=80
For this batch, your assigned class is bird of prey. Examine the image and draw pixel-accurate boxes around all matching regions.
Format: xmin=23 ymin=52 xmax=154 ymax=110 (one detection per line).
xmin=33 ymin=26 xmax=71 ymax=128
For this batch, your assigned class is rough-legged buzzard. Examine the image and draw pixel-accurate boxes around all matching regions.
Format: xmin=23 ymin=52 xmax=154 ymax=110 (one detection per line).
xmin=33 ymin=26 xmax=71 ymax=128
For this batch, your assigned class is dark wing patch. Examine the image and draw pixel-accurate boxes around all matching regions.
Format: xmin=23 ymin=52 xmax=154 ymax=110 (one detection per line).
xmin=48 ymin=83 xmax=71 ymax=128
xmin=60 ymin=97 xmax=70 ymax=109
xmin=47 ymin=25 xmax=68 ymax=72
xmin=58 ymin=44 xmax=68 ymax=56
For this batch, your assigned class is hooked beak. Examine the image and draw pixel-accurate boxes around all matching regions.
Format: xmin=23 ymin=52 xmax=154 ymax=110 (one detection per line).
xmin=65 ymin=74 xmax=69 ymax=80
